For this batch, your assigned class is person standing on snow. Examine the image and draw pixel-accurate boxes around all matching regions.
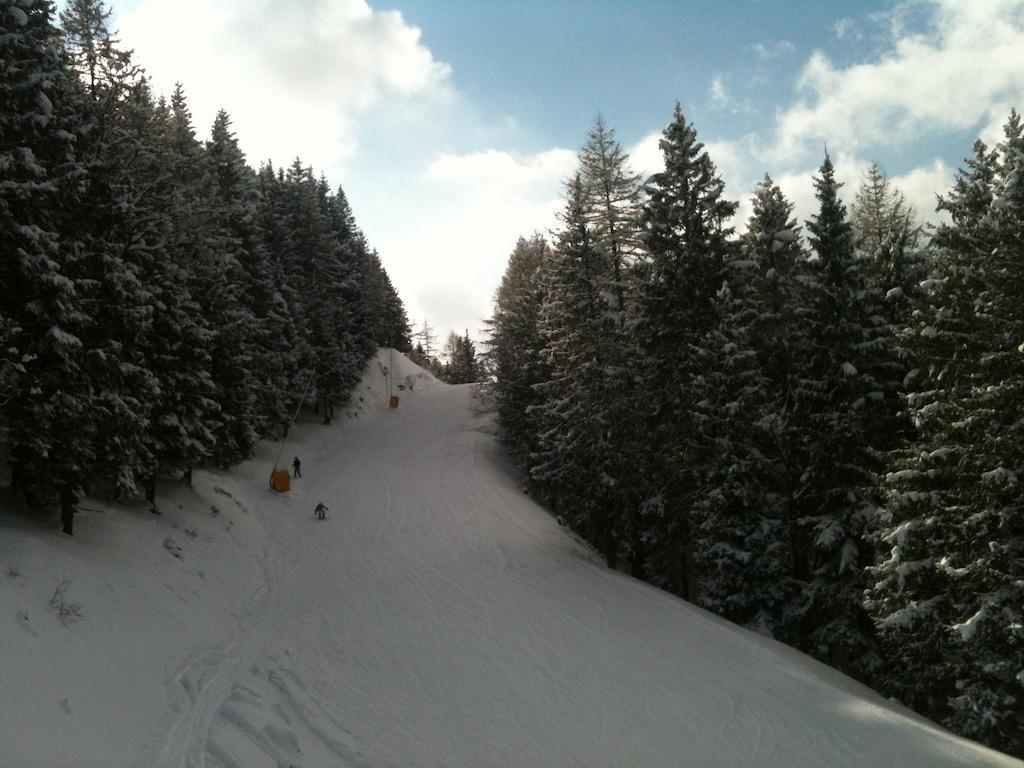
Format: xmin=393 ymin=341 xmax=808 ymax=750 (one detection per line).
xmin=292 ymin=456 xmax=301 ymax=478
xmin=315 ymin=502 xmax=328 ymax=520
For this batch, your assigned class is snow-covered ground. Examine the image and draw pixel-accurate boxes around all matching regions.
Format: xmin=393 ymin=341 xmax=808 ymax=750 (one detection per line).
xmin=1 ymin=350 xmax=1019 ymax=768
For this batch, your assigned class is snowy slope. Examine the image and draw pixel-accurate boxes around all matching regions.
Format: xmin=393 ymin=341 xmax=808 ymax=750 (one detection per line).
xmin=0 ymin=349 xmax=1019 ymax=768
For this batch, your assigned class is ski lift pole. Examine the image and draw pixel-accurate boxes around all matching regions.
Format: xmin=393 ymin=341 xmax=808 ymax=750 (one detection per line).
xmin=270 ymin=366 xmax=317 ymax=491
xmin=388 ymin=345 xmax=400 ymax=409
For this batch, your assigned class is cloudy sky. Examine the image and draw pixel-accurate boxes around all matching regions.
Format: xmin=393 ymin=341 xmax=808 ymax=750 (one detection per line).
xmin=109 ymin=0 xmax=1024 ymax=342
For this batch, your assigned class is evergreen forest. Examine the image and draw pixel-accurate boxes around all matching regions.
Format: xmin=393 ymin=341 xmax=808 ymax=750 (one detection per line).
xmin=486 ymin=109 xmax=1024 ymax=756
xmin=2 ymin=0 xmax=1021 ymax=759
xmin=1 ymin=0 xmax=412 ymax=534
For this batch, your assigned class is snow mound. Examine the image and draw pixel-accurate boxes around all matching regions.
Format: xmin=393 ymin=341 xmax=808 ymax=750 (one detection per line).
xmin=347 ymin=347 xmax=441 ymax=417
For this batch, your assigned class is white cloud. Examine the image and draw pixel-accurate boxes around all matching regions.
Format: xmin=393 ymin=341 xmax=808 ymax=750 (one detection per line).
xmin=890 ymin=158 xmax=954 ymax=224
xmin=710 ymin=76 xmax=730 ymax=109
xmin=708 ymin=75 xmax=755 ymax=115
xmin=364 ymin=148 xmax=577 ymax=339
xmin=629 ymin=131 xmax=663 ymax=179
xmin=775 ymin=0 xmax=1024 ymax=161
xmin=752 ymin=40 xmax=796 ymax=58
xmin=634 ymin=0 xmax=1019 ymax=235
xmin=428 ymin=148 xmax=576 ymax=191
xmin=833 ymin=17 xmax=860 ymax=41
xmin=119 ymin=0 xmax=452 ymax=168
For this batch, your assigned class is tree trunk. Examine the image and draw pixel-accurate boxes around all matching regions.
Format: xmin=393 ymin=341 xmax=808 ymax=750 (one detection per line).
xmin=604 ymin=537 xmax=617 ymax=569
xmin=10 ymin=461 xmax=22 ymax=495
xmin=59 ymin=485 xmax=76 ymax=536
xmin=630 ymin=524 xmax=646 ymax=578
xmin=183 ymin=465 xmax=193 ymax=488
xmin=145 ymin=474 xmax=156 ymax=505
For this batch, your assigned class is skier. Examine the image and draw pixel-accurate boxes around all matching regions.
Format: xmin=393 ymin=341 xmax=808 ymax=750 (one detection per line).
xmin=314 ymin=502 xmax=328 ymax=520
xmin=292 ymin=456 xmax=301 ymax=478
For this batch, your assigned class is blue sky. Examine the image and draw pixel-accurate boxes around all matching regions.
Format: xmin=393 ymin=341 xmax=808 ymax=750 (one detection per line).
xmin=389 ymin=1 xmax=895 ymax=149
xmin=110 ymin=0 xmax=1024 ymax=343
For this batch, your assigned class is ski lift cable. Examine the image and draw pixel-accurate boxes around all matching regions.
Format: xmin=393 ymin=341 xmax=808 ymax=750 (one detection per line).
xmin=270 ymin=365 xmax=318 ymax=479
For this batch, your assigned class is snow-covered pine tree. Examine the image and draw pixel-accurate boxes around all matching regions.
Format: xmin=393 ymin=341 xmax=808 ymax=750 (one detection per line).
xmin=442 ymin=331 xmax=479 ymax=384
xmin=161 ymin=84 xmax=257 ymax=468
xmin=442 ymin=331 xmax=461 ymax=383
xmin=362 ymin=248 xmax=411 ymax=350
xmin=257 ymin=162 xmax=312 ymax=436
xmin=51 ymin=0 xmax=163 ymax=514
xmin=307 ymin=176 xmax=357 ymax=416
xmin=114 ymin=81 xmax=217 ymax=494
xmin=323 ymin=183 xmax=379 ymax=386
xmin=577 ymin=115 xmax=648 ymax=574
xmin=1 ymin=0 xmax=101 ymax=531
xmin=690 ymin=175 xmax=808 ymax=638
xmin=795 ymin=153 xmax=887 ymax=680
xmin=59 ymin=0 xmax=127 ymax=99
xmin=690 ymin=276 xmax=784 ymax=631
xmin=415 ymin=318 xmax=439 ymax=362
xmin=633 ymin=104 xmax=737 ymax=597
xmin=578 ymin=114 xmax=643 ymax=289
xmin=850 ymin=163 xmax=924 ymax=452
xmin=279 ymin=160 xmax=347 ymax=413
xmin=868 ymin=114 xmax=1024 ymax=757
xmin=485 ymin=234 xmax=550 ymax=464
xmin=322 ymin=178 xmax=383 ymax=414
xmin=206 ymin=109 xmax=289 ymax=440
xmin=531 ymin=175 xmax=620 ymax=565
xmin=851 ymin=162 xmax=925 ymax=305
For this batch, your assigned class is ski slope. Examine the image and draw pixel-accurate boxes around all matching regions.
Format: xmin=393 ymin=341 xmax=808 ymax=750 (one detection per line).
xmin=1 ymin=350 xmax=1020 ymax=767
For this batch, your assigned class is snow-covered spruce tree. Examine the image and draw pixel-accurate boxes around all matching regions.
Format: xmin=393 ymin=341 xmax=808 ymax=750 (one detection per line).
xmin=258 ymin=163 xmax=316 ymax=428
xmin=485 ymin=234 xmax=551 ymax=464
xmin=868 ymin=114 xmax=1024 ymax=756
xmin=850 ymin=163 xmax=925 ymax=450
xmin=415 ymin=318 xmax=439 ymax=362
xmin=309 ymin=175 xmax=358 ymax=416
xmin=579 ymin=114 xmax=643 ymax=290
xmin=51 ymin=0 xmax=163 ymax=515
xmin=794 ymin=153 xmax=891 ymax=680
xmin=322 ymin=177 xmax=381 ymax=410
xmin=322 ymin=183 xmax=379 ymax=384
xmin=689 ymin=276 xmax=785 ymax=632
xmin=256 ymin=162 xmax=312 ymax=436
xmin=362 ymin=247 xmax=411 ymax=350
xmin=442 ymin=331 xmax=480 ymax=385
xmin=196 ymin=107 xmax=266 ymax=458
xmin=94 ymin=82 xmax=212 ymax=501
xmin=690 ymin=175 xmax=808 ymax=638
xmin=0 ymin=0 xmax=100 ymax=532
xmin=280 ymin=160 xmax=348 ymax=413
xmin=633 ymin=104 xmax=737 ymax=598
xmin=577 ymin=115 xmax=648 ymax=574
xmin=532 ymin=175 xmax=622 ymax=566
xmin=851 ymin=162 xmax=925 ymax=304
xmin=159 ymin=84 xmax=256 ymax=469
xmin=206 ymin=109 xmax=290 ymax=440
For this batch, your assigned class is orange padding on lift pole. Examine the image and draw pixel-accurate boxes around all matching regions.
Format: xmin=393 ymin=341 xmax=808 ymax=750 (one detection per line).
xmin=271 ymin=469 xmax=291 ymax=493
xmin=389 ymin=395 xmax=400 ymax=409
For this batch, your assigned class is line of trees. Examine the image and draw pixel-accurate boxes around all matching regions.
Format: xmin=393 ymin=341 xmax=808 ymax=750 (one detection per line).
xmin=1 ymin=0 xmax=411 ymax=534
xmin=406 ymin=319 xmax=483 ymax=385
xmin=486 ymin=107 xmax=1023 ymax=756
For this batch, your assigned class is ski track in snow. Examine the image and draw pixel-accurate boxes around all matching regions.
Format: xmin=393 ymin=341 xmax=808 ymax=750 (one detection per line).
xmin=3 ymin=351 xmax=1022 ymax=768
